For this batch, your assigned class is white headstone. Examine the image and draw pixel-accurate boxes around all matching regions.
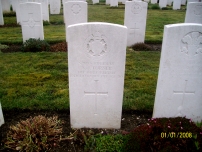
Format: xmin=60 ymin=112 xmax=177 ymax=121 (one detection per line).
xmin=167 ymin=0 xmax=173 ymax=6
xmin=159 ymin=0 xmax=167 ymax=8
xmin=64 ymin=1 xmax=87 ymax=31
xmin=151 ymin=0 xmax=158 ymax=4
xmin=20 ymin=2 xmax=44 ymax=42
xmin=187 ymin=0 xmax=200 ymax=3
xmin=185 ymin=2 xmax=202 ymax=24
xmin=11 ymin=0 xmax=17 ymax=11
xmin=2 ymin=0 xmax=10 ymax=12
xmin=16 ymin=0 xmax=28 ymax=24
xmin=34 ymin=0 xmax=49 ymax=21
xmin=110 ymin=0 xmax=118 ymax=7
xmin=93 ymin=0 xmax=99 ymax=4
xmin=124 ymin=1 xmax=148 ymax=46
xmin=153 ymin=23 xmax=202 ymax=123
xmin=144 ymin=0 xmax=150 ymax=2
xmin=67 ymin=22 xmax=127 ymax=129
xmin=106 ymin=0 xmax=110 ymax=4
xmin=0 ymin=103 xmax=4 ymax=127
xmin=0 ymin=0 xmax=4 ymax=25
xmin=173 ymin=0 xmax=181 ymax=9
xmin=50 ymin=0 xmax=61 ymax=14
xmin=181 ymin=0 xmax=186 ymax=5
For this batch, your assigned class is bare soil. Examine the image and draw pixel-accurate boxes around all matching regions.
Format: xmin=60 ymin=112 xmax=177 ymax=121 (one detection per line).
xmin=0 ymin=110 xmax=152 ymax=152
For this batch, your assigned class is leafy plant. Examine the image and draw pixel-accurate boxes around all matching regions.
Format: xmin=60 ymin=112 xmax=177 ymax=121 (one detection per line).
xmin=5 ymin=115 xmax=63 ymax=152
xmin=151 ymin=4 xmax=160 ymax=9
xmin=21 ymin=38 xmax=50 ymax=52
xmin=122 ymin=117 xmax=202 ymax=152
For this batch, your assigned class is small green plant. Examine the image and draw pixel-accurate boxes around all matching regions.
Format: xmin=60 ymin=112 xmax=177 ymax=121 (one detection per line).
xmin=43 ymin=21 xmax=51 ymax=26
xmin=131 ymin=42 xmax=153 ymax=51
xmin=21 ymin=38 xmax=50 ymax=52
xmin=5 ymin=115 xmax=63 ymax=152
xmin=3 ymin=11 xmax=16 ymax=17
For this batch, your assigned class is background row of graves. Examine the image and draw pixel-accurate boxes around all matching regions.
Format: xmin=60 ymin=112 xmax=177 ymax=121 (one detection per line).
xmin=0 ymin=0 xmax=201 ymax=44
xmin=0 ymin=0 xmax=202 ymax=150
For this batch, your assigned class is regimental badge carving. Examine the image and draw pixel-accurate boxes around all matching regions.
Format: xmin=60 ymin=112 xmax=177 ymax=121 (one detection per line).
xmin=71 ymin=4 xmax=81 ymax=14
xmin=194 ymin=5 xmax=202 ymax=15
xmin=85 ymin=31 xmax=108 ymax=60
xmin=181 ymin=32 xmax=202 ymax=56
xmin=131 ymin=3 xmax=142 ymax=14
xmin=28 ymin=18 xmax=35 ymax=28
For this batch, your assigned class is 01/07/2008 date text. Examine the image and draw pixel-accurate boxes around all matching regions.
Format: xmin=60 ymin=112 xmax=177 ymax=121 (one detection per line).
xmin=161 ymin=132 xmax=193 ymax=138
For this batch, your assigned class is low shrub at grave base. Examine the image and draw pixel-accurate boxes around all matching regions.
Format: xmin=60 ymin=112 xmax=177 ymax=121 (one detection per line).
xmin=150 ymin=4 xmax=160 ymax=10
xmin=5 ymin=115 xmax=63 ymax=151
xmin=122 ymin=117 xmax=202 ymax=152
xmin=3 ymin=11 xmax=16 ymax=17
xmin=21 ymin=38 xmax=50 ymax=52
xmin=131 ymin=42 xmax=153 ymax=51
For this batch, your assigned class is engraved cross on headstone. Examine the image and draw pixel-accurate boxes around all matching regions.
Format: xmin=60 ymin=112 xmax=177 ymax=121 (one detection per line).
xmin=129 ymin=23 xmax=139 ymax=35
xmin=84 ymin=80 xmax=108 ymax=115
xmin=173 ymin=80 xmax=195 ymax=116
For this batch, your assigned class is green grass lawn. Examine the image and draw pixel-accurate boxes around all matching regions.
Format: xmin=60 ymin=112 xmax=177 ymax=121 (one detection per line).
xmin=0 ymin=50 xmax=160 ymax=112
xmin=0 ymin=3 xmax=186 ymax=111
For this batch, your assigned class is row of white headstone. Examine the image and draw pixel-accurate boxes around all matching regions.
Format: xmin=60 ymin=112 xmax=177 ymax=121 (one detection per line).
xmin=0 ymin=1 xmax=202 ymax=128
xmin=67 ymin=21 xmax=202 ymax=128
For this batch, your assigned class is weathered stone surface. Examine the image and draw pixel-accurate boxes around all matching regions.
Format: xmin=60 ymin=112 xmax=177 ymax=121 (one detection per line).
xmin=2 ymin=0 xmax=10 ymax=12
xmin=50 ymin=0 xmax=61 ymax=14
xmin=173 ymin=0 xmax=181 ymax=10
xmin=185 ymin=2 xmax=202 ymax=24
xmin=67 ymin=22 xmax=127 ymax=128
xmin=159 ymin=0 xmax=167 ymax=9
xmin=20 ymin=2 xmax=44 ymax=42
xmin=153 ymin=23 xmax=202 ymax=123
xmin=0 ymin=103 xmax=4 ymax=127
xmin=0 ymin=0 xmax=4 ymax=25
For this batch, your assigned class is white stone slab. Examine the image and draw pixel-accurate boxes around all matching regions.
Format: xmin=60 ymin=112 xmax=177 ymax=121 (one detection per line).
xmin=0 ymin=102 xmax=4 ymax=127
xmin=50 ymin=0 xmax=61 ymax=14
xmin=2 ymin=0 xmax=10 ymax=12
xmin=34 ymin=0 xmax=49 ymax=21
xmin=181 ymin=0 xmax=186 ymax=5
xmin=106 ymin=0 xmax=110 ymax=5
xmin=0 ymin=0 xmax=4 ymax=25
xmin=187 ymin=0 xmax=200 ymax=3
xmin=153 ymin=23 xmax=202 ymax=123
xmin=159 ymin=0 xmax=167 ymax=8
xmin=185 ymin=2 xmax=202 ymax=24
xmin=67 ymin=22 xmax=127 ymax=129
xmin=151 ymin=0 xmax=158 ymax=4
xmin=124 ymin=1 xmax=148 ymax=46
xmin=144 ymin=0 xmax=150 ymax=2
xmin=20 ymin=2 xmax=44 ymax=42
xmin=16 ymin=0 xmax=28 ymax=24
xmin=173 ymin=0 xmax=181 ymax=9
xmin=110 ymin=0 xmax=118 ymax=7
xmin=64 ymin=1 xmax=87 ymax=30
xmin=93 ymin=0 xmax=99 ymax=4
xmin=167 ymin=0 xmax=173 ymax=6
xmin=11 ymin=0 xmax=17 ymax=11
xmin=122 ymin=0 xmax=127 ymax=4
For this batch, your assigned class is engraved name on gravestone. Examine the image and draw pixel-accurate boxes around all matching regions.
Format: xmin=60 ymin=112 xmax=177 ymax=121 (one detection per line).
xmin=67 ymin=22 xmax=127 ymax=128
xmin=20 ymin=2 xmax=44 ymax=42
xmin=185 ymin=2 xmax=202 ymax=24
xmin=0 ymin=0 xmax=4 ymax=25
xmin=124 ymin=1 xmax=148 ymax=46
xmin=153 ymin=23 xmax=202 ymax=123
xmin=50 ymin=0 xmax=61 ymax=14
xmin=64 ymin=1 xmax=87 ymax=34
xmin=0 ymin=103 xmax=4 ymax=127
